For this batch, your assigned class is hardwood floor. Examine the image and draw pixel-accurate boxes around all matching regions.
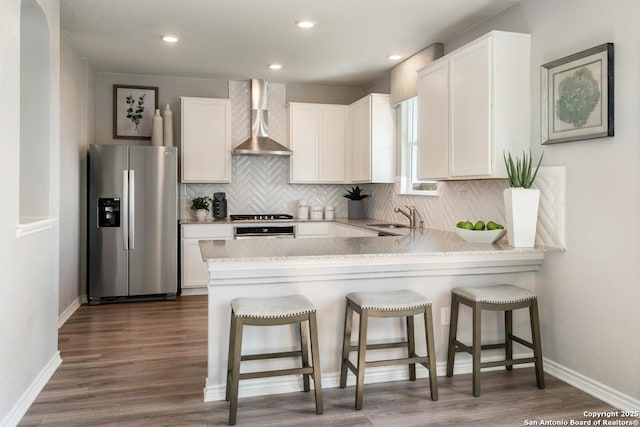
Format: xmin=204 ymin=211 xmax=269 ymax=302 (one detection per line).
xmin=20 ymin=296 xmax=624 ymax=426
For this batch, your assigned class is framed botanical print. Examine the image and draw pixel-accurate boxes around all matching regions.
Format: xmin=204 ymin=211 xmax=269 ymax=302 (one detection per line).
xmin=113 ymin=85 xmax=159 ymax=139
xmin=541 ymin=43 xmax=614 ymax=144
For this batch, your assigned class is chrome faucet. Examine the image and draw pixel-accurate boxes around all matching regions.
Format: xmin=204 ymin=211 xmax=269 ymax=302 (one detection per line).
xmin=394 ymin=205 xmax=423 ymax=229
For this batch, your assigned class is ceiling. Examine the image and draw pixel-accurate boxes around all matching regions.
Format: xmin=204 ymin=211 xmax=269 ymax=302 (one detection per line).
xmin=60 ymin=0 xmax=520 ymax=87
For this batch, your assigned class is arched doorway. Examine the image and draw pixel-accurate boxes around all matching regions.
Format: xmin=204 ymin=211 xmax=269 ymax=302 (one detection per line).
xmin=19 ymin=0 xmax=51 ymax=224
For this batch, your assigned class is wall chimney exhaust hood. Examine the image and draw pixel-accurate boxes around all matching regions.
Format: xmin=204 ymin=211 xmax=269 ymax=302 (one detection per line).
xmin=232 ymin=79 xmax=292 ymax=156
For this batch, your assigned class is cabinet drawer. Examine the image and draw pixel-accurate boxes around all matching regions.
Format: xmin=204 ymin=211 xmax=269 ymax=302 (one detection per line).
xmin=182 ymin=224 xmax=233 ymax=239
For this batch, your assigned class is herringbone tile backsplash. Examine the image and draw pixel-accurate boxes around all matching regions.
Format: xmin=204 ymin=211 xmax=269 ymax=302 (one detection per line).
xmin=181 ymin=81 xmax=564 ymax=248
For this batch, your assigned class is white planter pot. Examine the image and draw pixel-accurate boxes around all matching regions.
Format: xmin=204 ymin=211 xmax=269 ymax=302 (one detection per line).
xmin=503 ymin=188 xmax=540 ymax=248
xmin=194 ymin=209 xmax=208 ymax=222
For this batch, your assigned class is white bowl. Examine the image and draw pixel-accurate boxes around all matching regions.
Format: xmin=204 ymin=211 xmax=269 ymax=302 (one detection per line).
xmin=455 ymin=227 xmax=507 ymax=244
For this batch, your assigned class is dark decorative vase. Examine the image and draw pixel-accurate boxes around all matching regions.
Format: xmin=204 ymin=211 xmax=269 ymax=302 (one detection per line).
xmin=348 ymin=200 xmax=365 ymax=219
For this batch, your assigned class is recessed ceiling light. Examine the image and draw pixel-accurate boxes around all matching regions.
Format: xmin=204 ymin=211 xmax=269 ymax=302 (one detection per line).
xmin=388 ymin=54 xmax=402 ymax=61
xmin=162 ymin=35 xmax=179 ymax=43
xmin=269 ymin=64 xmax=282 ymax=70
xmin=296 ymin=20 xmax=315 ymax=29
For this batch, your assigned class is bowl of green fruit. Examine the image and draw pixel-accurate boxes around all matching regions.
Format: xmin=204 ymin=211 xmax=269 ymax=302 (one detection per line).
xmin=455 ymin=220 xmax=506 ymax=244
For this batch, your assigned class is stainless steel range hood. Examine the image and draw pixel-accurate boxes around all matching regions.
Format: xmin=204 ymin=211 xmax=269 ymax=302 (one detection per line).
xmin=233 ymin=79 xmax=292 ymax=156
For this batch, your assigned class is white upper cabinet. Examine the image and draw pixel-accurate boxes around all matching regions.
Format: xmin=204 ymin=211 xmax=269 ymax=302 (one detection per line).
xmin=180 ymin=97 xmax=231 ymax=183
xmin=289 ymin=102 xmax=346 ymax=183
xmin=417 ymin=31 xmax=531 ymax=180
xmin=348 ymin=94 xmax=395 ymax=183
xmin=417 ymin=60 xmax=449 ymax=179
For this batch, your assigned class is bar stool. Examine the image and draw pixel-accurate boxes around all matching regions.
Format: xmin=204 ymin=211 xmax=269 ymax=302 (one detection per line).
xmin=446 ymin=284 xmax=545 ymax=397
xmin=339 ymin=290 xmax=438 ymax=410
xmin=226 ymin=294 xmax=323 ymax=425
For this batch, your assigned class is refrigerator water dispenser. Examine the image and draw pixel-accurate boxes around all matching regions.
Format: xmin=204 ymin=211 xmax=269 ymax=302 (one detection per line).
xmin=98 ymin=198 xmax=120 ymax=227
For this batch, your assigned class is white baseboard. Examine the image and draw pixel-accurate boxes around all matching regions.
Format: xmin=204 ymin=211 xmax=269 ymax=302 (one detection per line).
xmin=180 ymin=287 xmax=207 ymax=296
xmin=544 ymin=358 xmax=640 ymax=412
xmin=1 ymin=352 xmax=62 ymax=427
xmin=58 ymin=297 xmax=81 ymax=329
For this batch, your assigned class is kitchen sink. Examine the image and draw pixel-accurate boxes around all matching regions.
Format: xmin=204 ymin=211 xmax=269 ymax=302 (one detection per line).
xmin=367 ymin=223 xmax=409 ymax=229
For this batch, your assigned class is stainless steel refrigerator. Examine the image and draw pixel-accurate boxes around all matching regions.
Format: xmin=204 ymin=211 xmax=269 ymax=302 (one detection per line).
xmin=88 ymin=144 xmax=178 ymax=304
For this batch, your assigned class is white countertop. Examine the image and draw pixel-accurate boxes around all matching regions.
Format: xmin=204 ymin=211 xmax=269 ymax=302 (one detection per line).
xmin=198 ymin=221 xmax=559 ymax=263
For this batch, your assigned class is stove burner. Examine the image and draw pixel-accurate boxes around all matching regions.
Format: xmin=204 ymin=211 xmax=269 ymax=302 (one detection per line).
xmin=230 ymin=214 xmax=294 ymax=222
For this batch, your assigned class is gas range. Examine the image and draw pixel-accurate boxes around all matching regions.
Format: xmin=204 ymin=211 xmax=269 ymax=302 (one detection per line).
xmin=229 ymin=214 xmax=294 ymax=222
xmin=230 ymin=214 xmax=296 ymax=239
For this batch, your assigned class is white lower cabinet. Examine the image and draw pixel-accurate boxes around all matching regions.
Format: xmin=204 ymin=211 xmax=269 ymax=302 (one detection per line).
xmin=332 ymin=223 xmax=379 ymax=237
xmin=181 ymin=224 xmax=233 ymax=291
xmin=296 ymin=222 xmax=332 ymax=238
xmin=299 ymin=222 xmax=379 ymax=238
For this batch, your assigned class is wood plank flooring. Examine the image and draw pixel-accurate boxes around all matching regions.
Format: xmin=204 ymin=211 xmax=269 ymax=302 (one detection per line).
xmin=20 ymin=296 xmax=624 ymax=426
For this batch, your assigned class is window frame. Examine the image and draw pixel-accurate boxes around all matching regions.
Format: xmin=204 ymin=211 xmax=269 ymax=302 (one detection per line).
xmin=398 ymin=97 xmax=438 ymax=196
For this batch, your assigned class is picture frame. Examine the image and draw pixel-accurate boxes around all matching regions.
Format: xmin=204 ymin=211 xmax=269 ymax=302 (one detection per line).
xmin=541 ymin=43 xmax=614 ymax=145
xmin=113 ymin=85 xmax=159 ymax=139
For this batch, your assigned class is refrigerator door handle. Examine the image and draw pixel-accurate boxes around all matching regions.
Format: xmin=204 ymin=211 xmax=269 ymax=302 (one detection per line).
xmin=122 ymin=169 xmax=129 ymax=250
xmin=129 ymin=169 xmax=135 ymax=250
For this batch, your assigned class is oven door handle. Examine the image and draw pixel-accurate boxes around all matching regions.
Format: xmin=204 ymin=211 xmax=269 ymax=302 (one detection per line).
xmin=234 ymin=234 xmax=295 ymax=239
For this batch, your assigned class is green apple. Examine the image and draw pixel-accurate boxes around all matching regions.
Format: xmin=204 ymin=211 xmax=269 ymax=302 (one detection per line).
xmin=473 ymin=220 xmax=485 ymax=230
xmin=487 ymin=221 xmax=504 ymax=230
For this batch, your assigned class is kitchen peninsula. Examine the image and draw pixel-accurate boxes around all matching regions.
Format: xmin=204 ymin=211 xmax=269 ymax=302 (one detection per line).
xmin=199 ymin=224 xmax=558 ymax=402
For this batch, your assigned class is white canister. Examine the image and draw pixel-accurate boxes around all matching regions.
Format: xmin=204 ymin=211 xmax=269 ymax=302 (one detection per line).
xmin=310 ymin=205 xmax=323 ymax=220
xmin=297 ymin=200 xmax=309 ymax=219
xmin=324 ymin=205 xmax=335 ymax=220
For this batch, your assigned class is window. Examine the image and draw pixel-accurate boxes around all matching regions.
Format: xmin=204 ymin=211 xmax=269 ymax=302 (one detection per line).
xmin=398 ymin=97 xmax=437 ymax=195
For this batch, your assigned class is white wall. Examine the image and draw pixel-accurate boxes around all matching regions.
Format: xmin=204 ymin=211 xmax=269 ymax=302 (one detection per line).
xmin=447 ymin=0 xmax=640 ymax=403
xmin=95 ymin=72 xmax=229 ymax=146
xmin=0 ymin=0 xmax=62 ymax=425
xmin=286 ymin=83 xmax=365 ymax=104
xmin=59 ymin=37 xmax=95 ymax=317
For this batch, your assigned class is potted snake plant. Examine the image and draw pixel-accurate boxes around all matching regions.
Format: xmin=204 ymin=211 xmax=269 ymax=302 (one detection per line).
xmin=343 ymin=186 xmax=368 ymax=219
xmin=503 ymin=150 xmax=543 ymax=247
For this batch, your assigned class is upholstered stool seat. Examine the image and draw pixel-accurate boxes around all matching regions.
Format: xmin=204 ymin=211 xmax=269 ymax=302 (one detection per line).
xmin=226 ymin=295 xmax=323 ymax=425
xmin=446 ymin=284 xmax=544 ymax=397
xmin=339 ymin=290 xmax=438 ymax=410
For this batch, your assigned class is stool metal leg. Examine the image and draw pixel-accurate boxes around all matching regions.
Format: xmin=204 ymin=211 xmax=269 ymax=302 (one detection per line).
xmin=446 ymin=294 xmax=460 ymax=377
xmin=229 ymin=317 xmax=244 ymax=426
xmin=406 ymin=315 xmax=416 ymax=381
xmin=355 ymin=309 xmax=369 ymax=410
xmin=299 ymin=320 xmax=310 ymax=392
xmin=530 ymin=299 xmax=545 ymax=389
xmin=339 ymin=303 xmax=353 ymax=388
xmin=424 ymin=305 xmax=439 ymax=401
xmin=308 ymin=312 xmax=324 ymax=414
xmin=505 ymin=309 xmax=513 ymax=371
xmin=472 ymin=302 xmax=482 ymax=397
